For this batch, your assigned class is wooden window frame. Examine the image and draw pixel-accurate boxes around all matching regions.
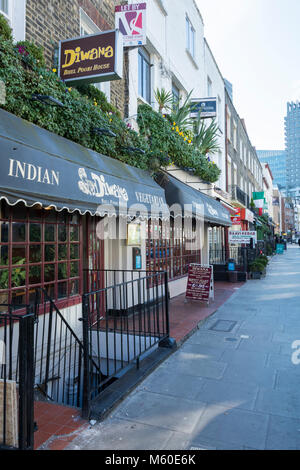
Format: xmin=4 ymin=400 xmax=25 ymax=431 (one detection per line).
xmin=0 ymin=201 xmax=82 ymax=310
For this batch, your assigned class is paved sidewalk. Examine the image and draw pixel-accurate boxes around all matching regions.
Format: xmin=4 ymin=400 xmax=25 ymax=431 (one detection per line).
xmin=67 ymin=246 xmax=300 ymax=450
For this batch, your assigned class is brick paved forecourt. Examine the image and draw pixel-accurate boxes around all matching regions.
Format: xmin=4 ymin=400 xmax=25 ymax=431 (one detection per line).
xmin=66 ymin=246 xmax=300 ymax=450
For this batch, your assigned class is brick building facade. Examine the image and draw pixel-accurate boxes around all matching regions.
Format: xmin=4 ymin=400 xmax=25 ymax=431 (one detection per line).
xmin=25 ymin=0 xmax=127 ymax=116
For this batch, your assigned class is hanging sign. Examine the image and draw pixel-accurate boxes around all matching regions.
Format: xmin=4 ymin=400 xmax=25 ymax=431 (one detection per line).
xmin=229 ymin=230 xmax=257 ymax=245
xmin=115 ymin=3 xmax=147 ymax=47
xmin=59 ymin=30 xmax=123 ymax=85
xmin=190 ymin=98 xmax=217 ymax=119
xmin=231 ymin=209 xmax=241 ymax=225
xmin=186 ymin=264 xmax=214 ymax=303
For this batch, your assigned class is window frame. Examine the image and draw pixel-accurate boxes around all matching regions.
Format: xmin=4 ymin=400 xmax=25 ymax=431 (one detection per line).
xmin=186 ymin=15 xmax=195 ymax=58
xmin=146 ymin=219 xmax=201 ymax=281
xmin=138 ymin=47 xmax=151 ymax=104
xmin=0 ymin=201 xmax=82 ymax=309
xmin=0 ymin=0 xmax=9 ymax=18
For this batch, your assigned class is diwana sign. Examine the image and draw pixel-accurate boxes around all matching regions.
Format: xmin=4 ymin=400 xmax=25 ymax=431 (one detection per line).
xmin=59 ymin=30 xmax=123 ymax=85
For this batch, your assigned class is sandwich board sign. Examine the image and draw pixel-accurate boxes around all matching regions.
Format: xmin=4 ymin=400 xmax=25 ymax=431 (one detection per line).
xmin=186 ymin=264 xmax=214 ymax=304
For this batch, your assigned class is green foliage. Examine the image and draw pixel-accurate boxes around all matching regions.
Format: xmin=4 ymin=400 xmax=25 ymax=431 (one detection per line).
xmin=249 ymin=259 xmax=266 ymax=273
xmin=169 ymin=90 xmax=193 ymax=130
xmin=154 ymin=88 xmax=173 ymax=114
xmin=15 ymin=40 xmax=46 ymax=68
xmin=137 ymin=104 xmax=221 ymax=182
xmin=76 ymin=83 xmax=121 ymax=117
xmin=192 ymin=115 xmax=221 ymax=156
xmin=258 ymin=255 xmax=268 ymax=266
xmin=0 ymin=35 xmax=151 ymax=171
xmin=0 ymin=13 xmax=12 ymax=41
xmin=0 ymin=32 xmax=222 ymax=182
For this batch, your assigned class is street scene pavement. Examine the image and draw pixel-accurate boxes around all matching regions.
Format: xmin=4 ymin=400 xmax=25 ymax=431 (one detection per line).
xmin=67 ymin=246 xmax=300 ymax=451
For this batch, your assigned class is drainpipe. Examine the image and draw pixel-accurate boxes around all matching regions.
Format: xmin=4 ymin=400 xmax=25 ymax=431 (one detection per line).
xmin=225 ymin=103 xmax=230 ymax=253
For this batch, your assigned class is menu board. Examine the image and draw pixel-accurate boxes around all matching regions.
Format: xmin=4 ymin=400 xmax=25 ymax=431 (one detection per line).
xmin=186 ymin=264 xmax=213 ymax=302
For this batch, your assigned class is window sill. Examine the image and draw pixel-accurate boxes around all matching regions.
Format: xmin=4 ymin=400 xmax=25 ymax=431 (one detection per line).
xmin=185 ymin=49 xmax=199 ymax=69
xmin=137 ymin=96 xmax=152 ymax=107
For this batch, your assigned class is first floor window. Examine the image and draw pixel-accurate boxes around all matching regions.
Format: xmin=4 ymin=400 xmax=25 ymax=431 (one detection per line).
xmin=172 ymin=83 xmax=180 ymax=107
xmin=0 ymin=0 xmax=8 ymax=16
xmin=186 ymin=16 xmax=195 ymax=58
xmin=138 ymin=48 xmax=151 ymax=103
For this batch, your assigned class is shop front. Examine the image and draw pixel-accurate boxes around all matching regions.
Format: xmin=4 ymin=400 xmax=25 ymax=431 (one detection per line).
xmin=152 ymin=173 xmax=232 ymax=296
xmin=0 ymin=108 xmax=169 ymax=310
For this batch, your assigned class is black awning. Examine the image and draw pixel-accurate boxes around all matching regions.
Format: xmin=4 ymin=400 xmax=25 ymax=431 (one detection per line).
xmin=0 ymin=108 xmax=168 ymax=218
xmin=163 ymin=174 xmax=232 ymax=226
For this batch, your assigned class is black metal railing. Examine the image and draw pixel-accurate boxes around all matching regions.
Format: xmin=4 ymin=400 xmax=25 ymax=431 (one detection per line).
xmin=230 ymin=185 xmax=250 ymax=208
xmin=82 ymin=270 xmax=169 ymax=418
xmin=33 ymin=288 xmax=85 ymax=408
xmin=0 ymin=306 xmax=35 ymax=450
xmin=209 ymin=247 xmax=245 ymax=267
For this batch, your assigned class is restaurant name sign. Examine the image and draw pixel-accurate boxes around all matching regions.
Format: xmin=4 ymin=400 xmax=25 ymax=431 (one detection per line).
xmin=59 ymin=30 xmax=123 ymax=85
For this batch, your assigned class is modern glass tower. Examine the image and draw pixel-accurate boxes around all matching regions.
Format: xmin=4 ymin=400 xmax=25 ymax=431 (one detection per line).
xmin=285 ymin=102 xmax=300 ymax=198
xmin=257 ymin=150 xmax=286 ymax=190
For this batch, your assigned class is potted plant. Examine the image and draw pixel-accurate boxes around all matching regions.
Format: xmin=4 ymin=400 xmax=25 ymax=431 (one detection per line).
xmin=249 ymin=259 xmax=267 ymax=279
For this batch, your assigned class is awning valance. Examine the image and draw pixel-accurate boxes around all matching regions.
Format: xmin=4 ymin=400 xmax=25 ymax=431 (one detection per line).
xmin=0 ymin=108 xmax=168 ymax=219
xmin=162 ymin=174 xmax=232 ymax=226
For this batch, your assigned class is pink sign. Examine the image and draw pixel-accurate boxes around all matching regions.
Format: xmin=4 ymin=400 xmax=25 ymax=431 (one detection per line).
xmin=186 ymin=265 xmax=212 ymax=302
xmin=115 ymin=3 xmax=147 ymax=47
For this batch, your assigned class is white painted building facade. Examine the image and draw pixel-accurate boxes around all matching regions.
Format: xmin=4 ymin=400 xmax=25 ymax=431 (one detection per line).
xmin=126 ymin=0 xmax=226 ymax=191
xmin=0 ymin=0 xmax=26 ymax=42
xmin=263 ymin=163 xmax=274 ymax=220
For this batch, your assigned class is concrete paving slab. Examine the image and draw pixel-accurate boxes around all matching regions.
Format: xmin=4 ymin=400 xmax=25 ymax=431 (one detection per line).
xmin=192 ymin=404 xmax=269 ymax=450
xmin=255 ymin=388 xmax=300 ymax=419
xmin=195 ymin=378 xmax=259 ymax=411
xmin=237 ymin=337 xmax=281 ymax=354
xmin=180 ymin=342 xmax=226 ymax=361
xmin=67 ymin=418 xmax=175 ymax=450
xmin=113 ymin=391 xmax=206 ymax=433
xmin=220 ymin=349 xmax=268 ymax=367
xmin=222 ymin=363 xmax=276 ymax=387
xmin=265 ymin=415 xmax=300 ymax=450
xmin=136 ymin=369 xmax=205 ymax=401
xmin=160 ymin=353 xmax=228 ymax=380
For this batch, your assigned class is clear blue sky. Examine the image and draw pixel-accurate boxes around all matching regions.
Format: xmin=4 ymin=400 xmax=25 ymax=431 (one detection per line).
xmin=196 ymin=0 xmax=300 ymax=151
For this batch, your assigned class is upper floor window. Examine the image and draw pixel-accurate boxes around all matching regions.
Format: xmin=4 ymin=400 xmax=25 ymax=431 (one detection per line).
xmin=0 ymin=0 xmax=9 ymax=16
xmin=172 ymin=83 xmax=180 ymax=108
xmin=186 ymin=16 xmax=195 ymax=58
xmin=207 ymin=76 xmax=212 ymax=96
xmin=138 ymin=48 xmax=151 ymax=104
xmin=226 ymin=110 xmax=231 ymax=141
xmin=233 ymin=120 xmax=237 ymax=150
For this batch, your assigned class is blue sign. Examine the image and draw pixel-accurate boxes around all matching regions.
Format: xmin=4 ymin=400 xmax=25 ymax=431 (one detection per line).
xmin=191 ymin=98 xmax=217 ymax=119
xmin=276 ymin=244 xmax=284 ymax=254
